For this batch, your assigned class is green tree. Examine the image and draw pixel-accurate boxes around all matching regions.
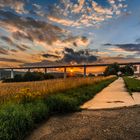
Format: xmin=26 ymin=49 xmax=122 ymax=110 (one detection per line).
xmin=104 ymin=63 xmax=134 ymax=76
xmin=120 ymin=65 xmax=134 ymax=76
xmin=104 ymin=63 xmax=120 ymax=76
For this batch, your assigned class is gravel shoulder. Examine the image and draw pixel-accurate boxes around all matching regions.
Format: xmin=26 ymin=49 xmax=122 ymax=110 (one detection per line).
xmin=26 ymin=106 xmax=140 ymax=140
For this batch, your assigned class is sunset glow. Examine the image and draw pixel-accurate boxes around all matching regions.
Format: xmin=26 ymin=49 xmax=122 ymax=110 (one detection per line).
xmin=0 ymin=0 xmax=139 ymax=70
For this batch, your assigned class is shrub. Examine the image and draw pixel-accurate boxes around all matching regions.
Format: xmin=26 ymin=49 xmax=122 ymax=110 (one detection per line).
xmin=0 ymin=103 xmax=33 ymax=140
xmin=88 ymin=73 xmax=95 ymax=77
xmin=46 ymin=94 xmax=79 ymax=113
xmin=2 ymin=78 xmax=14 ymax=83
xmin=44 ymin=73 xmax=54 ymax=79
xmin=23 ymin=72 xmax=45 ymax=81
xmin=25 ymin=101 xmax=49 ymax=123
xmin=14 ymin=74 xmax=24 ymax=82
xmin=2 ymin=72 xmax=55 ymax=83
xmin=0 ymin=101 xmax=49 ymax=140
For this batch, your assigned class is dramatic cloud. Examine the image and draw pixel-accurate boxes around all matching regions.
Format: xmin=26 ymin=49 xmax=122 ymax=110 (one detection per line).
xmin=0 ymin=47 xmax=9 ymax=55
xmin=98 ymin=56 xmax=140 ymax=64
xmin=0 ymin=10 xmax=66 ymax=45
xmin=0 ymin=9 xmax=90 ymax=67
xmin=1 ymin=36 xmax=15 ymax=46
xmin=0 ymin=0 xmax=27 ymax=14
xmin=48 ymin=0 xmax=127 ymax=27
xmin=115 ymin=44 xmax=140 ymax=53
xmin=48 ymin=16 xmax=74 ymax=27
xmin=0 ymin=58 xmax=24 ymax=63
xmin=42 ymin=54 xmax=61 ymax=59
xmin=0 ymin=36 xmax=30 ymax=52
xmin=104 ymin=43 xmax=140 ymax=54
xmin=25 ymin=47 xmax=98 ymax=67
xmin=103 ymin=43 xmax=140 ymax=60
xmin=0 ymin=10 xmax=89 ymax=47
xmin=0 ymin=0 xmax=139 ymax=67
xmin=60 ymin=48 xmax=97 ymax=64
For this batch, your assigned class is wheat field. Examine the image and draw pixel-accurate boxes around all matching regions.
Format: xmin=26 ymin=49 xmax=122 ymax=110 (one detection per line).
xmin=0 ymin=76 xmax=114 ymax=103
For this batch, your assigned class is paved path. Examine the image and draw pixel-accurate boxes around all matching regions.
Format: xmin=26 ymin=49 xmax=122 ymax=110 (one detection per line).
xmin=82 ymin=78 xmax=136 ymax=109
xmin=133 ymin=93 xmax=140 ymax=105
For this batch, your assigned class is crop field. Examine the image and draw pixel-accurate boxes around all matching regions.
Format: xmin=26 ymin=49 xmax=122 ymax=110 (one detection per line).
xmin=123 ymin=77 xmax=140 ymax=92
xmin=0 ymin=76 xmax=114 ymax=104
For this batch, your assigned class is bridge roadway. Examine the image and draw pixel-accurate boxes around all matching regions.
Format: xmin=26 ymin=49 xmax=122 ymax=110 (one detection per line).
xmin=0 ymin=62 xmax=140 ymax=79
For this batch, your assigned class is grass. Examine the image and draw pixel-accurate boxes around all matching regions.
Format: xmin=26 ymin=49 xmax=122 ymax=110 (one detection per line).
xmin=0 ymin=101 xmax=49 ymax=140
xmin=123 ymin=77 xmax=140 ymax=93
xmin=0 ymin=76 xmax=114 ymax=104
xmin=0 ymin=76 xmax=117 ymax=140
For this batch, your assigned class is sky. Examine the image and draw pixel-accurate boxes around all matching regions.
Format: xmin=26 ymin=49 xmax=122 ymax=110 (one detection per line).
xmin=0 ymin=0 xmax=140 ymax=67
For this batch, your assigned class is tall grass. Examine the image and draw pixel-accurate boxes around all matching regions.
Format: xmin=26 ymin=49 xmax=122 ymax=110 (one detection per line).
xmin=0 ymin=76 xmax=117 ymax=140
xmin=0 ymin=76 xmax=114 ymax=104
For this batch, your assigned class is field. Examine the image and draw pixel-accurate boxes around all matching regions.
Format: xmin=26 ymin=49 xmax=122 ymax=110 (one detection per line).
xmin=0 ymin=76 xmax=114 ymax=104
xmin=0 ymin=76 xmax=116 ymax=140
xmin=123 ymin=77 xmax=140 ymax=92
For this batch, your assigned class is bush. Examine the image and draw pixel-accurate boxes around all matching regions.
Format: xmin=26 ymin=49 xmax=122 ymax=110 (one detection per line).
xmin=14 ymin=74 xmax=24 ymax=82
xmin=23 ymin=72 xmax=45 ymax=81
xmin=25 ymin=101 xmax=49 ymax=123
xmin=88 ymin=73 xmax=95 ymax=77
xmin=0 ymin=101 xmax=49 ymax=140
xmin=44 ymin=73 xmax=54 ymax=79
xmin=0 ymin=103 xmax=33 ymax=140
xmin=2 ymin=72 xmax=55 ymax=83
xmin=2 ymin=78 xmax=14 ymax=83
xmin=46 ymin=94 xmax=79 ymax=113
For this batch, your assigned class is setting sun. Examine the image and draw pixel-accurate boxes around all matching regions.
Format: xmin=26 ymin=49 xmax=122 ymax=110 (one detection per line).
xmin=70 ymin=69 xmax=74 ymax=73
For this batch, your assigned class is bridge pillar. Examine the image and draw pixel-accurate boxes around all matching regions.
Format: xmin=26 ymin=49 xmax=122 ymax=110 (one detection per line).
xmin=139 ymin=65 xmax=140 ymax=75
xmin=28 ymin=68 xmax=31 ymax=72
xmin=11 ymin=69 xmax=14 ymax=79
xmin=64 ymin=67 xmax=67 ymax=79
xmin=44 ymin=68 xmax=47 ymax=73
xmin=0 ymin=70 xmax=2 ymax=80
xmin=84 ymin=65 xmax=86 ymax=78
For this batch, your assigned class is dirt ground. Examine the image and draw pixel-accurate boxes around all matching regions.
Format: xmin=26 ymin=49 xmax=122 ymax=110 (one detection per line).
xmin=26 ymin=106 xmax=140 ymax=140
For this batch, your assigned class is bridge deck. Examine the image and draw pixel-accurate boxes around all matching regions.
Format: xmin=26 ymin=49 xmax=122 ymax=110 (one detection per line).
xmin=0 ymin=62 xmax=140 ymax=70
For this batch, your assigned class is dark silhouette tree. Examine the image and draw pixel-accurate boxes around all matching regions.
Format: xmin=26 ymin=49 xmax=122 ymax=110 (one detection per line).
xmin=104 ymin=63 xmax=120 ymax=76
xmin=104 ymin=63 xmax=134 ymax=76
xmin=120 ymin=65 xmax=134 ymax=76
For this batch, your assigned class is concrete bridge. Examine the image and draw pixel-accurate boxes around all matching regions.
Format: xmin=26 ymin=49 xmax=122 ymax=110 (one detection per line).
xmin=0 ymin=62 xmax=140 ymax=79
